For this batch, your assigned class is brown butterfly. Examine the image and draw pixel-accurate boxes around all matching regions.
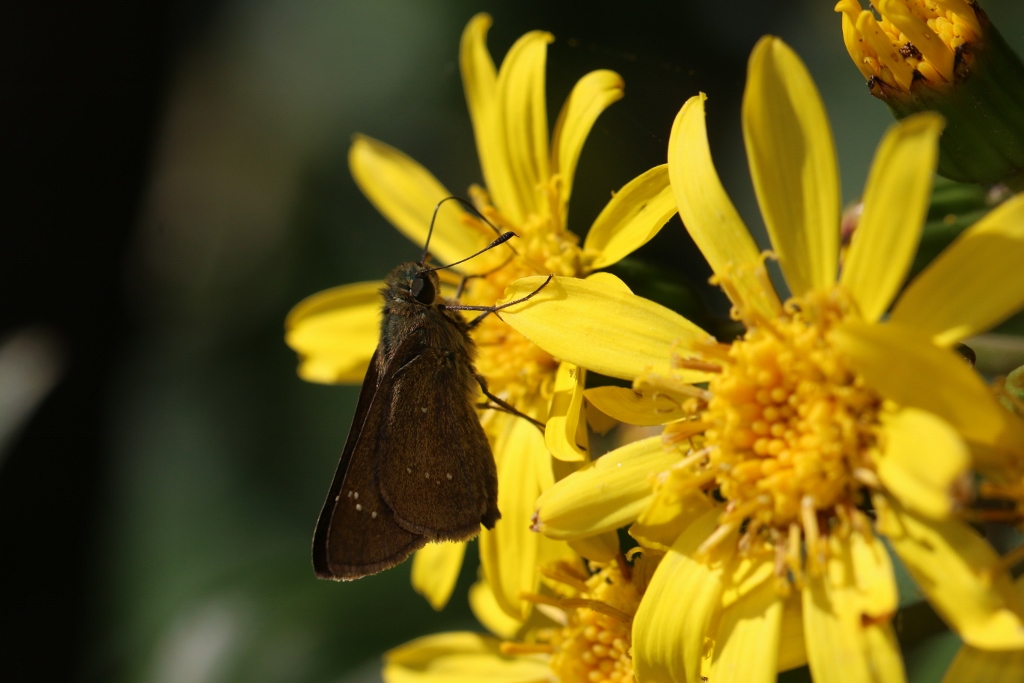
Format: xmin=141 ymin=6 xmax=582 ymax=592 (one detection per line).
xmin=312 ymin=204 xmax=548 ymax=580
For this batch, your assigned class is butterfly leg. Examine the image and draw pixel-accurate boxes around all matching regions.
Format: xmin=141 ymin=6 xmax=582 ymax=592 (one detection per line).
xmin=474 ymin=374 xmax=545 ymax=431
xmin=454 ymin=274 xmax=554 ymax=329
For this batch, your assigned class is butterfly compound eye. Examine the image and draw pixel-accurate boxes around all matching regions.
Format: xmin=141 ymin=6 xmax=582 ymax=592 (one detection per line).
xmin=410 ymin=274 xmax=435 ymax=304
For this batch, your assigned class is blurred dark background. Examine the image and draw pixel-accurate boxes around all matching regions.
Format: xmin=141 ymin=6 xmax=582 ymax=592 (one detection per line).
xmin=2 ymin=2 xmax=1023 ymax=682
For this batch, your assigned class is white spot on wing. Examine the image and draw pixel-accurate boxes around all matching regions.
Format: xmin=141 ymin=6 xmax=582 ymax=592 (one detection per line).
xmin=355 ymin=503 xmax=362 ymax=512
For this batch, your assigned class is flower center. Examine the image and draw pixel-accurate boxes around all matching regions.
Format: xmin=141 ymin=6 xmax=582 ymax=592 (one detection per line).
xmin=504 ymin=561 xmax=638 ymax=683
xmin=700 ymin=292 xmax=881 ymax=544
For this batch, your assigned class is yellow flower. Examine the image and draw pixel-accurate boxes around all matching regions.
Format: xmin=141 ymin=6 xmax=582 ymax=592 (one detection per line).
xmin=383 ymin=557 xmax=643 ymax=683
xmin=498 ymin=36 xmax=1024 ymax=682
xmin=285 ymin=13 xmax=677 ymax=615
xmin=835 ymin=0 xmax=1024 ymax=186
xmin=836 ymin=0 xmax=981 ymax=91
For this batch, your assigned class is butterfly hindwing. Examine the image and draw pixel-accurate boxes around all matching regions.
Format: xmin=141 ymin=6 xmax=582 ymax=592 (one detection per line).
xmin=375 ymin=328 xmax=499 ymax=539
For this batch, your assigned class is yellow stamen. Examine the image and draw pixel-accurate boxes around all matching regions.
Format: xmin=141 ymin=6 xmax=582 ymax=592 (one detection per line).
xmin=673 ymin=357 xmax=723 ymax=373
xmin=557 ymin=599 xmax=634 ymax=624
xmin=670 ymin=447 xmax=712 ymax=473
xmin=662 ymin=420 xmax=710 ymax=447
xmin=802 ymin=495 xmax=824 ymax=574
xmin=541 ymin=565 xmax=591 ymax=594
xmin=521 ymin=592 xmax=566 ymax=609
xmin=501 ymin=642 xmax=556 ymax=655
xmin=635 ymin=372 xmax=713 ymax=403
xmin=697 ymin=519 xmax=740 ymax=557
xmin=529 ymin=562 xmax=640 ymax=683
xmin=786 ymin=522 xmax=804 ymax=585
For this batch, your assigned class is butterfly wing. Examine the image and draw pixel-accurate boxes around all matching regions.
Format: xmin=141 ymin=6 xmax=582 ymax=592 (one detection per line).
xmin=312 ymin=348 xmax=427 ymax=580
xmin=374 ymin=333 xmax=500 ymax=540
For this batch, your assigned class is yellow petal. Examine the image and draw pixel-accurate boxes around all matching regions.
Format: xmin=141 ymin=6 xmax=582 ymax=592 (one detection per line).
xmin=720 ymin=553 xmax=776 ymax=609
xmin=534 ymin=436 xmax=674 ymax=539
xmin=544 ymin=362 xmax=587 ymax=462
xmin=412 ymin=541 xmax=466 ymax=611
xmin=495 ymin=30 xmax=553 ymax=223
xmin=832 ymin=321 xmax=1024 ymax=459
xmin=848 ymin=528 xmax=899 ymax=618
xmin=469 ymin=579 xmax=523 ymax=640
xmin=743 ymin=37 xmax=840 ymax=296
xmin=711 ymin=568 xmax=782 ymax=683
xmin=943 ymin=577 xmax=1024 ymax=683
xmin=551 ymin=69 xmax=624 ymax=221
xmin=802 ymin=535 xmax=905 ymax=683
xmin=669 ymin=93 xmax=782 ymax=320
xmin=498 ymin=275 xmax=714 ymax=383
xmin=284 ymin=281 xmax=380 ymax=384
xmin=535 ymin=530 xmax=574 ymax=576
xmin=855 ymin=10 xmax=916 ymax=91
xmin=479 ymin=414 xmax=549 ymax=620
xmin=943 ymin=646 xmax=1024 ymax=683
xmin=778 ymin=592 xmax=808 ymax=672
xmin=836 ymin=1 xmax=876 ymax=81
xmin=878 ymin=498 xmax=1024 ymax=649
xmin=860 ymin=625 xmax=906 ymax=682
xmin=876 ymin=408 xmax=968 ymax=519
xmin=631 ymin=488 xmax=715 ymax=552
xmin=349 ymin=136 xmax=487 ymax=265
xmin=567 ymin=532 xmax=620 ymax=563
xmin=583 ymin=165 xmax=676 ymax=270
xmin=840 ymin=113 xmax=943 ymax=322
xmin=584 ymin=385 xmax=688 ymax=426
xmin=584 ymin=396 xmax=619 ymax=435
xmin=460 ymin=14 xmax=515 ymax=219
xmin=383 ymin=631 xmax=550 ymax=683
xmin=890 ymin=193 xmax=1024 ymax=346
xmin=633 ymin=507 xmax=727 ymax=683
xmin=878 ymin=0 xmax=954 ymax=82
xmin=584 ymin=269 xmax=633 ymax=293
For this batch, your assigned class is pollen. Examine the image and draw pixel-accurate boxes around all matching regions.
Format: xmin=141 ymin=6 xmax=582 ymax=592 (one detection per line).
xmin=680 ymin=292 xmax=882 ymax=570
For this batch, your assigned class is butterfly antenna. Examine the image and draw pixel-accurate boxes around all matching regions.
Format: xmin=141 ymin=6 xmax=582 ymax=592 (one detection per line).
xmin=419 ymin=231 xmax=517 ymax=276
xmin=419 ymin=196 xmax=519 ymax=265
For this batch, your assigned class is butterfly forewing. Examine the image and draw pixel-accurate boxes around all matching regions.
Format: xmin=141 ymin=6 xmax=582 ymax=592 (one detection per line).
xmin=312 ymin=349 xmax=427 ymax=580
